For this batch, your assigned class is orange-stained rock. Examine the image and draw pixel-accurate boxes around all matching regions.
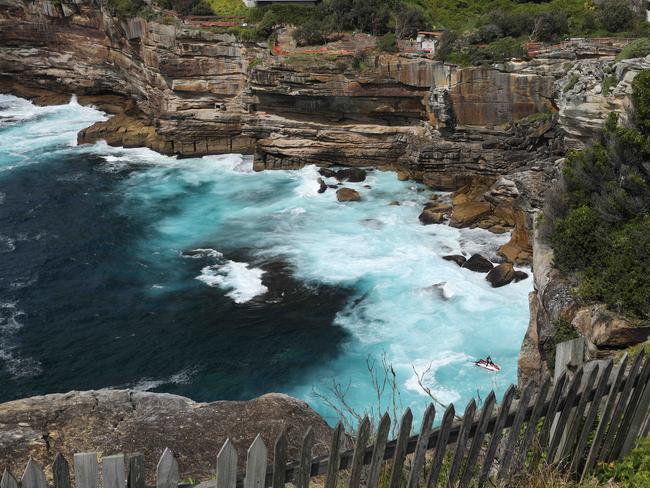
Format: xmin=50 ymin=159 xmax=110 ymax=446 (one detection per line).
xmin=450 ymin=202 xmax=492 ymax=227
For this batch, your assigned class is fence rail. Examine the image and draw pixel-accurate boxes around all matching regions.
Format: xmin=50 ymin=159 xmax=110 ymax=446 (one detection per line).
xmin=3 ymin=351 xmax=650 ymax=488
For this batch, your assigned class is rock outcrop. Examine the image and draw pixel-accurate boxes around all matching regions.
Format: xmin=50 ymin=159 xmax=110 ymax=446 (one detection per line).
xmin=0 ymin=390 xmax=334 ymax=484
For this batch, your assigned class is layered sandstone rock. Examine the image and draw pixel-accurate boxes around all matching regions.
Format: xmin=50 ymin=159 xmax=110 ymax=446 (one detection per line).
xmin=0 ymin=390 xmax=334 ymax=484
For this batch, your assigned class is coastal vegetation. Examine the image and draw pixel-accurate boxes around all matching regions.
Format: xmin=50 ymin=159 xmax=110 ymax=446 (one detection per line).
xmin=108 ymin=0 xmax=650 ymax=63
xmin=543 ymin=69 xmax=650 ymax=321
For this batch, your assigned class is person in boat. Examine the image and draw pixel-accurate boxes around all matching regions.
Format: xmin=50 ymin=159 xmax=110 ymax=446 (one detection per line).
xmin=476 ymin=356 xmax=494 ymax=366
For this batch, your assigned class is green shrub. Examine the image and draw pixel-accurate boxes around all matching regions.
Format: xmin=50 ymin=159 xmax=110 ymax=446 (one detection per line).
xmin=395 ymin=3 xmax=428 ymax=40
xmin=108 ymin=0 xmax=144 ymax=17
xmin=616 ymin=38 xmax=650 ymax=61
xmin=595 ymin=437 xmax=650 ymax=487
xmin=377 ymin=32 xmax=398 ymax=53
xmin=632 ymin=69 xmax=650 ymax=133
xmin=293 ymin=18 xmax=331 ymax=46
xmin=602 ymin=75 xmax=618 ymax=96
xmin=485 ymin=36 xmax=524 ymax=62
xmin=564 ymin=74 xmax=579 ymax=93
xmin=596 ymin=0 xmax=635 ymax=33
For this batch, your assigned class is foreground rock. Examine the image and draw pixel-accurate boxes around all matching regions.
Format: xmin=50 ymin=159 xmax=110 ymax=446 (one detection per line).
xmin=419 ymin=208 xmax=445 ymax=225
xmin=486 ymin=263 xmax=515 ymax=287
xmin=336 ymin=188 xmax=361 ymax=202
xmin=462 ymin=254 xmax=494 ymax=273
xmin=0 ymin=390 xmax=333 ymax=483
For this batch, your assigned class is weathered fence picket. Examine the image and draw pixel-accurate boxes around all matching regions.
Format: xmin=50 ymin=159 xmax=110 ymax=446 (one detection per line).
xmin=103 ymin=455 xmax=126 ymax=488
xmin=52 ymin=453 xmax=71 ymax=488
xmin=405 ymin=405 xmax=434 ymax=488
xmin=0 ymin=470 xmax=18 ymax=488
xmin=216 ymin=440 xmax=238 ymax=488
xmin=73 ymin=453 xmax=98 ymax=488
xmin=446 ymin=399 xmax=476 ymax=487
xmin=3 ymin=343 xmax=650 ymax=488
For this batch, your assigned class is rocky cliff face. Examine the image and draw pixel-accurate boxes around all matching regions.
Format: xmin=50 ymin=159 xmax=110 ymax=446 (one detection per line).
xmin=0 ymin=390 xmax=334 ymax=484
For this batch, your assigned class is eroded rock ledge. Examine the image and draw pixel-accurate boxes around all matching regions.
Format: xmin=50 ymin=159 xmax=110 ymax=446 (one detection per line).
xmin=0 ymin=390 xmax=333 ymax=483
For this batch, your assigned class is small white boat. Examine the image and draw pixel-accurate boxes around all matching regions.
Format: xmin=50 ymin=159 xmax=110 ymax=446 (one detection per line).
xmin=475 ymin=359 xmax=501 ymax=372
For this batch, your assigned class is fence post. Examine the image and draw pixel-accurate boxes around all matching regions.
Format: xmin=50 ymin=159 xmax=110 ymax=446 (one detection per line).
xmin=21 ymin=459 xmax=46 ymax=488
xmin=348 ymin=416 xmax=371 ymax=488
xmin=156 ymin=448 xmax=179 ymax=488
xmin=216 ymin=439 xmax=237 ymax=488
xmin=244 ymin=435 xmax=267 ymax=488
xmin=53 ymin=453 xmax=71 ymax=488
xmin=406 ymin=405 xmax=435 ymax=488
xmin=74 ymin=453 xmax=99 ymax=488
xmin=554 ymin=338 xmax=585 ymax=381
xmin=1 ymin=470 xmax=18 ymax=488
xmin=103 ymin=455 xmax=126 ymax=488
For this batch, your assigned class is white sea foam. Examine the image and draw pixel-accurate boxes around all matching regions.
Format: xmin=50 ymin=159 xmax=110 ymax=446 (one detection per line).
xmin=131 ymin=366 xmax=199 ymax=391
xmin=197 ymin=260 xmax=268 ymax=303
xmin=0 ymin=302 xmax=42 ymax=379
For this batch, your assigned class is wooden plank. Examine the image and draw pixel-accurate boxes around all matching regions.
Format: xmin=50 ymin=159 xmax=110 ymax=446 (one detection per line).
xmin=74 ymin=453 xmax=99 ymax=488
xmin=529 ymin=371 xmax=568 ymax=471
xmin=511 ymin=376 xmax=551 ymax=475
xmin=498 ymin=381 xmax=534 ymax=480
xmin=295 ymin=427 xmax=314 ymax=488
xmin=425 ymin=404 xmax=455 ymax=488
xmin=427 ymin=404 xmax=456 ymax=488
xmin=554 ymin=338 xmax=585 ymax=381
xmin=21 ymin=459 xmax=47 ymax=488
xmin=600 ymin=350 xmax=645 ymax=462
xmin=244 ymin=435 xmax=267 ymax=488
xmin=53 ymin=453 xmax=71 ymax=488
xmin=477 ymin=385 xmax=516 ymax=488
xmin=127 ymin=454 xmax=145 ymax=488
xmin=611 ymin=354 xmax=650 ymax=460
xmin=459 ymin=391 xmax=496 ymax=488
xmin=156 ymin=448 xmax=179 ymax=488
xmin=324 ymin=423 xmax=344 ymax=488
xmin=548 ymin=368 xmax=584 ymax=463
xmin=406 ymin=405 xmax=435 ymax=488
xmin=445 ymin=399 xmax=476 ymax=488
xmin=348 ymin=417 xmax=371 ymax=488
xmin=103 ymin=455 xmax=126 ymax=488
xmin=570 ymin=361 xmax=613 ymax=476
xmin=367 ymin=412 xmax=391 ymax=488
xmin=581 ymin=355 xmax=629 ymax=481
xmin=621 ymin=360 xmax=650 ymax=457
xmin=1 ymin=470 xmax=18 ymax=488
xmin=558 ymin=364 xmax=600 ymax=466
xmin=272 ymin=432 xmax=288 ymax=488
xmin=216 ymin=439 xmax=238 ymax=488
xmin=388 ymin=409 xmax=413 ymax=488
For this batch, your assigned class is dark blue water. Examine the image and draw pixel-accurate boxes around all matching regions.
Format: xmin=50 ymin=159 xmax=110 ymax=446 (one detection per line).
xmin=0 ymin=95 xmax=532 ymax=424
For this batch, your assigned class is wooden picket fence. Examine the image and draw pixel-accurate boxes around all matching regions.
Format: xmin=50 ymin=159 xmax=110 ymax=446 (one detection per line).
xmin=2 ymin=351 xmax=650 ymax=488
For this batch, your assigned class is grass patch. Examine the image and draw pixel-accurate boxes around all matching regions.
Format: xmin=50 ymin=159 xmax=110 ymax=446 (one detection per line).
xmin=602 ymin=75 xmax=619 ymax=96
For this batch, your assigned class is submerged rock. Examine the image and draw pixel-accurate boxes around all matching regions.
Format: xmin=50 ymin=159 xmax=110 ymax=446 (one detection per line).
xmin=486 ymin=263 xmax=515 ymax=287
xmin=336 ymin=187 xmax=361 ymax=202
xmin=0 ymin=390 xmax=333 ymax=484
xmin=443 ymin=254 xmax=467 ymax=267
xmin=462 ymin=254 xmax=494 ymax=273
xmin=318 ymin=168 xmax=337 ymax=178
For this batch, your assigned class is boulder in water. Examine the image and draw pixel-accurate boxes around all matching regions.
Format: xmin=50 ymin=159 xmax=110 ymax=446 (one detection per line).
xmin=462 ymin=254 xmax=494 ymax=273
xmin=513 ymin=270 xmax=529 ymax=282
xmin=450 ymin=202 xmax=492 ymax=228
xmin=318 ymin=167 xmax=337 ymax=178
xmin=336 ymin=187 xmax=361 ymax=202
xmin=443 ymin=254 xmax=466 ymax=267
xmin=419 ymin=208 xmax=445 ymax=225
xmin=486 ymin=263 xmax=515 ymax=287
xmin=335 ymin=168 xmax=366 ymax=182
xmin=317 ymin=177 xmax=327 ymax=194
